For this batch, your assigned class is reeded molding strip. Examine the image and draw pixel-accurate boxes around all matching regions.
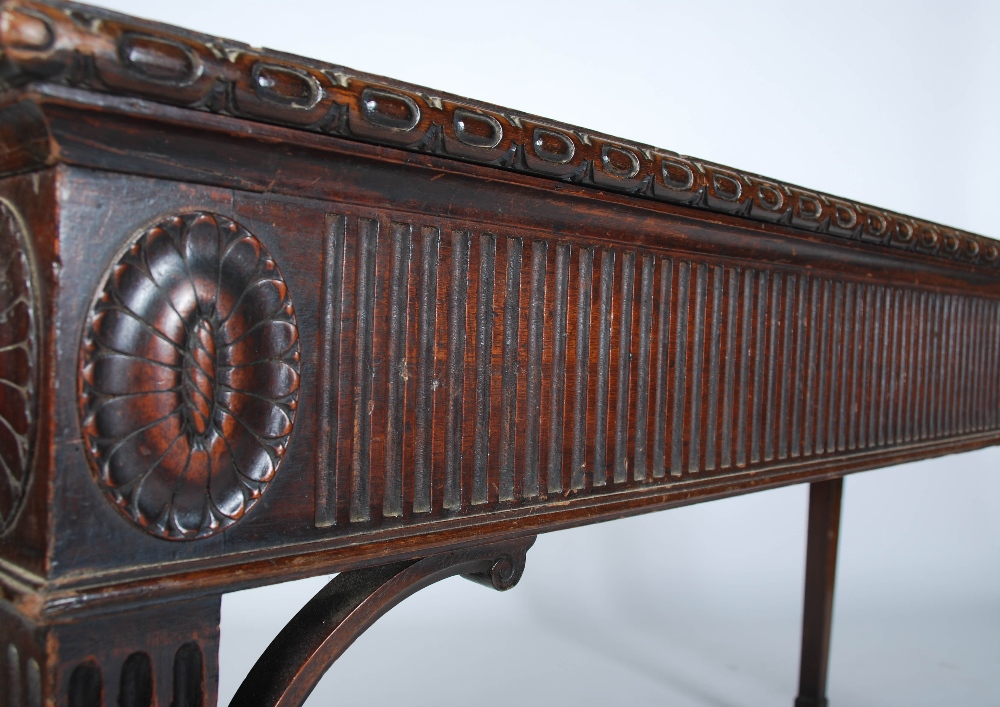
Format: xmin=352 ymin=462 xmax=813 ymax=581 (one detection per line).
xmin=0 ymin=0 xmax=997 ymax=268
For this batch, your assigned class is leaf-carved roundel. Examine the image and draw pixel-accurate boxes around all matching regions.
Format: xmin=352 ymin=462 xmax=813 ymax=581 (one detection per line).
xmin=0 ymin=202 xmax=38 ymax=535
xmin=80 ymin=213 xmax=300 ymax=540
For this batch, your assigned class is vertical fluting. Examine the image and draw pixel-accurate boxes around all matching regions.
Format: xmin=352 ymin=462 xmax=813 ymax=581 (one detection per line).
xmin=546 ymin=244 xmax=572 ymax=494
xmin=847 ymin=282 xmax=864 ymax=451
xmin=383 ymin=222 xmax=412 ymax=517
xmin=750 ymin=270 xmax=769 ymax=464
xmin=837 ymin=283 xmax=854 ymax=452
xmin=763 ymin=272 xmax=781 ymax=462
xmin=735 ymin=269 xmax=754 ymax=467
xmin=688 ymin=263 xmax=708 ymax=474
xmin=498 ymin=237 xmax=523 ymax=501
xmin=350 ymin=218 xmax=379 ymax=522
xmin=705 ymin=265 xmax=724 ymax=471
xmin=791 ymin=275 xmax=809 ymax=458
xmin=814 ymin=280 xmax=831 ymax=455
xmin=315 ymin=214 xmax=346 ymax=527
xmin=316 ymin=212 xmax=1000 ymax=533
xmin=443 ymin=230 xmax=470 ymax=510
xmin=571 ymin=248 xmax=595 ymax=490
xmin=412 ymin=227 xmax=440 ymax=513
xmin=523 ymin=240 xmax=547 ymax=499
xmin=826 ymin=281 xmax=843 ymax=453
xmin=593 ymin=250 xmax=615 ymax=486
xmin=613 ymin=252 xmax=636 ymax=483
xmin=670 ymin=261 xmax=692 ymax=475
xmin=651 ymin=259 xmax=673 ymax=479
xmin=777 ymin=273 xmax=796 ymax=460
xmin=721 ymin=268 xmax=739 ymax=469
xmin=633 ymin=255 xmax=656 ymax=481
xmin=471 ymin=234 xmax=497 ymax=505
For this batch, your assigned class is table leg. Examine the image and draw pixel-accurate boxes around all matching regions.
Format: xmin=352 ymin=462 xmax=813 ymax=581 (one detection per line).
xmin=794 ymin=477 xmax=843 ymax=707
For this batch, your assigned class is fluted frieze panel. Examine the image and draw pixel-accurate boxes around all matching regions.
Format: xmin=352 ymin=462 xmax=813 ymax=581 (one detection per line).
xmin=315 ymin=211 xmax=1000 ymax=529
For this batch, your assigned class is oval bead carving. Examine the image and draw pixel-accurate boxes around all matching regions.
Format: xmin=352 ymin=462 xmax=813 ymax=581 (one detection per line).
xmin=80 ymin=213 xmax=300 ymax=540
xmin=0 ymin=9 xmax=53 ymax=50
xmin=360 ymin=87 xmax=420 ymax=131
xmin=2 ymin=4 xmax=998 ymax=269
xmin=710 ymin=170 xmax=742 ymax=202
xmin=252 ymin=63 xmax=321 ymax=109
xmin=118 ymin=33 xmax=200 ymax=85
xmin=865 ymin=211 xmax=889 ymax=239
xmin=660 ymin=157 xmax=696 ymax=191
xmin=0 ymin=201 xmax=37 ymax=535
xmin=797 ymin=195 xmax=822 ymax=220
xmin=532 ymin=128 xmax=575 ymax=164
xmin=755 ymin=182 xmax=784 ymax=211
xmin=600 ymin=144 xmax=640 ymax=178
xmin=833 ymin=203 xmax=857 ymax=230
xmin=453 ymin=109 xmax=502 ymax=148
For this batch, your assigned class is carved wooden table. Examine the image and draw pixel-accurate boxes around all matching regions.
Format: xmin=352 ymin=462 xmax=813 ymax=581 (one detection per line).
xmin=0 ymin=1 xmax=996 ymax=705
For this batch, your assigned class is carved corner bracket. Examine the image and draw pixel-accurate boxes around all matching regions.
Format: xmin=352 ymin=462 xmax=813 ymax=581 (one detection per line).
xmin=231 ymin=536 xmax=536 ymax=707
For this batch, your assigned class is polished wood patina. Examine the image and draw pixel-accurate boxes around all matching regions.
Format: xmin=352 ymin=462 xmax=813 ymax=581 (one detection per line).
xmin=0 ymin=1 xmax=996 ymax=705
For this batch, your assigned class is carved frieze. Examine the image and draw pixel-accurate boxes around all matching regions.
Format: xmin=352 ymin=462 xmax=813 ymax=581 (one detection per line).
xmin=79 ymin=213 xmax=299 ymax=540
xmin=316 ymin=211 xmax=1000 ymax=530
xmin=0 ymin=0 xmax=996 ymax=269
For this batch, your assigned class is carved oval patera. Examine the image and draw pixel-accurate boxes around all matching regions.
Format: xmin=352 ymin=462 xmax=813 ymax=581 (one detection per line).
xmin=0 ymin=201 xmax=37 ymax=535
xmin=80 ymin=213 xmax=300 ymax=540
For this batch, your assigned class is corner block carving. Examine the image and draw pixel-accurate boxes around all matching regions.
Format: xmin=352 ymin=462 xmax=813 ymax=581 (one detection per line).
xmin=0 ymin=201 xmax=37 ymax=535
xmin=80 ymin=212 xmax=300 ymax=540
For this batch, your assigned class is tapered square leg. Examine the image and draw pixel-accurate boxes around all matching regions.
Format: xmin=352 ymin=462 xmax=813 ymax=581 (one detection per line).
xmin=0 ymin=595 xmax=220 ymax=707
xmin=794 ymin=477 xmax=843 ymax=707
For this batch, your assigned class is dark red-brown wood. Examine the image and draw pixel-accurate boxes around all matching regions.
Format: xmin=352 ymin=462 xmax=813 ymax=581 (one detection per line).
xmin=232 ymin=536 xmax=534 ymax=707
xmin=795 ymin=478 xmax=843 ymax=707
xmin=0 ymin=1 xmax=995 ymax=705
xmin=0 ymin=593 xmax=220 ymax=707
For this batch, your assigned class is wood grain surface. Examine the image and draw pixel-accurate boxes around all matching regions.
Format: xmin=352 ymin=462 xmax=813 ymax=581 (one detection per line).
xmin=0 ymin=1 xmax=995 ymax=705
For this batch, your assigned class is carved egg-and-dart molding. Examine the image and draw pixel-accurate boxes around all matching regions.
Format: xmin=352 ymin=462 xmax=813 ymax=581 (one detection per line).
xmin=80 ymin=213 xmax=300 ymax=540
xmin=0 ymin=202 xmax=38 ymax=536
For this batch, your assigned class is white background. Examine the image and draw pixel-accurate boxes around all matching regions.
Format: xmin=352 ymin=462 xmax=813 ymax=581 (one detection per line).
xmin=96 ymin=1 xmax=1000 ymax=704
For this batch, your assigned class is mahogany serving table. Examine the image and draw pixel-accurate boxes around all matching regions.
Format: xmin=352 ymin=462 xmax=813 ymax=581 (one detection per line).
xmin=0 ymin=1 xmax=996 ymax=705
